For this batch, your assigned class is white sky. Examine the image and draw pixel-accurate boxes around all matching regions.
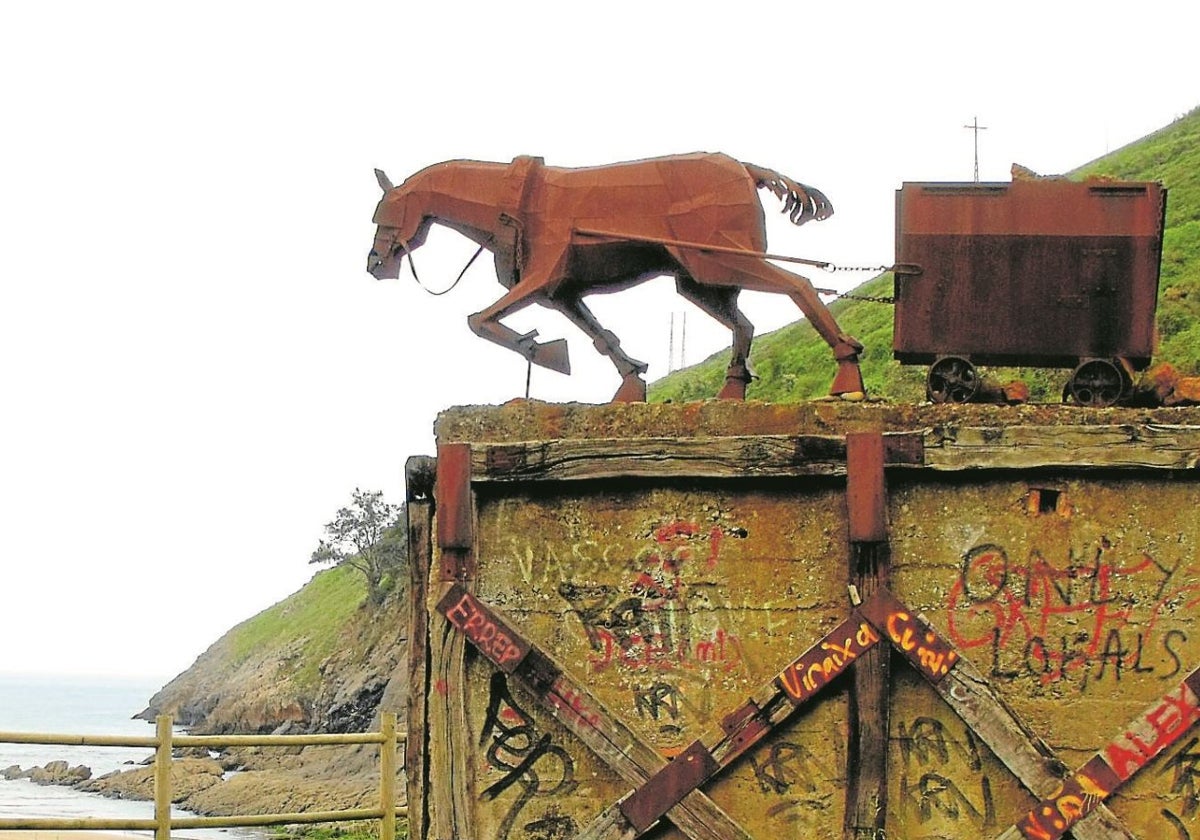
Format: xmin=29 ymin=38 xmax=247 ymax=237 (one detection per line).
xmin=1 ymin=1 xmax=1196 ymax=682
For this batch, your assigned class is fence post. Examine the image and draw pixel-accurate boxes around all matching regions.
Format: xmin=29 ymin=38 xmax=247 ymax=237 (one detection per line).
xmin=380 ymin=712 xmax=397 ymax=840
xmin=155 ymin=715 xmax=173 ymax=840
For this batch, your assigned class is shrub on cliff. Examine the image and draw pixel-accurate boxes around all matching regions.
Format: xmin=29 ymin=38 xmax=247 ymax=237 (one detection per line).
xmin=310 ymin=488 xmax=406 ymax=607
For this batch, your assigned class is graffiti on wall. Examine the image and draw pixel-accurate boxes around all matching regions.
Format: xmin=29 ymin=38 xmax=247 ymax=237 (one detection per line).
xmin=554 ymin=520 xmax=747 ymax=670
xmin=1161 ymin=736 xmax=1200 ymax=838
xmin=748 ymin=739 xmax=840 ymax=822
xmin=1015 ymin=676 xmax=1200 ymax=840
xmin=550 ymin=520 xmax=758 ymax=735
xmin=946 ymin=540 xmax=1200 ymax=690
xmin=776 ymin=616 xmax=880 ymax=704
xmin=479 ymin=673 xmax=578 ymax=840
xmin=897 ymin=716 xmax=996 ymax=830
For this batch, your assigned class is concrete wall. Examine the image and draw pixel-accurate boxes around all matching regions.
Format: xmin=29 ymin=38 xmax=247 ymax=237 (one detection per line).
xmin=424 ymin=402 xmax=1200 ymax=840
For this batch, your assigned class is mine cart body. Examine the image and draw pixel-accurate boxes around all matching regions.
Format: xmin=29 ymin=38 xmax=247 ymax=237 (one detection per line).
xmin=894 ymin=179 xmax=1166 ymax=373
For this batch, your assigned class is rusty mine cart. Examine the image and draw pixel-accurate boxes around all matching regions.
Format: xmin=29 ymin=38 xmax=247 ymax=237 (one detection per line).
xmin=893 ymin=178 xmax=1167 ymax=406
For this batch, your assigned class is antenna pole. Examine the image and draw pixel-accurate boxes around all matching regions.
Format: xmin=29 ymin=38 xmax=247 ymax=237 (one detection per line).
xmin=668 ymin=312 xmax=676 ymax=373
xmin=681 ymin=311 xmax=687 ymax=369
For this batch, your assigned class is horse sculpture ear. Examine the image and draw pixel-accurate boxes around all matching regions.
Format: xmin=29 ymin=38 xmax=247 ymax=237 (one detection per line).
xmin=374 ymin=169 xmax=394 ymax=192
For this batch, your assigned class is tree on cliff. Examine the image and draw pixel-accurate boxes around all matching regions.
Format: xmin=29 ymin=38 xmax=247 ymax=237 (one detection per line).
xmin=310 ymin=488 xmax=406 ymax=607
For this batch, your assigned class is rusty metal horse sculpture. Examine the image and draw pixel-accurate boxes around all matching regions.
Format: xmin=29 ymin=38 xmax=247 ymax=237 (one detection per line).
xmin=367 ymin=153 xmax=864 ymax=401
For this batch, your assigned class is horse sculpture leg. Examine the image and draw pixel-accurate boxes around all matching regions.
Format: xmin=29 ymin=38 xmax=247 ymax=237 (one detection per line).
xmin=547 ymin=295 xmax=649 ymax=402
xmin=674 ymin=251 xmax=865 ymax=397
xmin=676 ymin=277 xmax=754 ymax=400
xmin=467 ymin=259 xmax=572 ymax=375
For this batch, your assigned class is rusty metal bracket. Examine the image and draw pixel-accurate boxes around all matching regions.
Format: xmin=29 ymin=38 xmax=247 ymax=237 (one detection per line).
xmin=718 ymin=700 xmax=770 ymax=755
xmin=435 ymin=443 xmax=476 ymax=581
xmin=618 ymin=740 xmax=719 ymax=835
xmin=435 ymin=584 xmax=530 ymax=674
xmin=847 ymin=430 xmax=887 ymax=544
xmin=860 ymin=587 xmax=958 ymax=683
xmin=1003 ymin=667 xmax=1200 ymax=840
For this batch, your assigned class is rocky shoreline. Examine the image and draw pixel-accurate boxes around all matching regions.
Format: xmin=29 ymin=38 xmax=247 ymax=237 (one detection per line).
xmin=5 ymin=728 xmax=391 ymax=821
xmin=4 ymin=744 xmax=381 ymax=819
xmin=3 ymin=575 xmax=414 ymax=821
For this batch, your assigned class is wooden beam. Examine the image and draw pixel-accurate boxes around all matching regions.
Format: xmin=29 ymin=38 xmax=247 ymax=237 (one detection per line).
xmin=428 ymin=451 xmax=477 ymax=838
xmin=845 ymin=431 xmax=890 ymax=840
xmin=472 ymin=433 xmax=922 ymax=482
xmin=404 ymin=455 xmax=435 ymax=840
xmin=922 ymin=423 xmax=1200 ymax=471
xmin=463 ymin=424 xmax=1200 ymax=482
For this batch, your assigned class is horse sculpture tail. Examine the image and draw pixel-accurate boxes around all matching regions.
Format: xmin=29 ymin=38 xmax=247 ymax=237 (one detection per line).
xmin=743 ymin=162 xmax=834 ymax=226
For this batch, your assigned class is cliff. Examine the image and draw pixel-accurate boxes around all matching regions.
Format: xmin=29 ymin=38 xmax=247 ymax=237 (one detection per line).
xmin=112 ymin=562 xmax=410 ymax=816
xmin=139 ymin=563 xmax=408 ymax=735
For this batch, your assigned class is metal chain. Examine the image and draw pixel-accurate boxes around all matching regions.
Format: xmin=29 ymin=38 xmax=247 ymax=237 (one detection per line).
xmin=837 ymin=291 xmax=896 ymax=304
xmin=824 ymin=263 xmax=895 ymax=274
xmin=812 ymin=263 xmax=897 ymax=304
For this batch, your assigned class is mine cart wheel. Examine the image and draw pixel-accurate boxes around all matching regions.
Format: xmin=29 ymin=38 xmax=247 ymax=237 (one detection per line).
xmin=1066 ymin=358 xmax=1132 ymax=407
xmin=926 ymin=356 xmax=980 ymax=403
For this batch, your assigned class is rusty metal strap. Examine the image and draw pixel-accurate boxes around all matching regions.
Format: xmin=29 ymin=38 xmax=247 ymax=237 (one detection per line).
xmin=775 ymin=613 xmax=882 ymax=704
xmin=859 ymin=586 xmax=960 ymax=683
xmin=618 ymin=741 xmax=719 ymax=834
xmin=436 ymin=584 xmax=532 ymax=673
xmin=1004 ymin=667 xmax=1200 ymax=840
xmin=847 ymin=430 xmax=888 ymax=543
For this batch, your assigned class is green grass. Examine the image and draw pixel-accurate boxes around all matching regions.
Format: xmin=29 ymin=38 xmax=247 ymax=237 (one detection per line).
xmin=651 ymin=106 xmax=1200 ymax=403
xmin=1075 ymin=107 xmax=1200 ymax=227
xmin=225 ymin=563 xmax=367 ymax=690
xmin=271 ymin=821 xmax=407 ymax=840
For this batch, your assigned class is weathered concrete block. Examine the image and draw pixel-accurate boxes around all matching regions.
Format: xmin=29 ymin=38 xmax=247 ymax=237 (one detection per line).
xmin=413 ymin=402 xmax=1200 ymax=840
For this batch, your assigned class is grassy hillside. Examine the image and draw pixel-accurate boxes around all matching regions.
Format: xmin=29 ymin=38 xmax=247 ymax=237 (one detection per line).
xmin=225 ymin=563 xmax=368 ymax=691
xmin=651 ymin=106 xmax=1200 ymax=403
xmin=142 ymin=559 xmax=409 ymax=734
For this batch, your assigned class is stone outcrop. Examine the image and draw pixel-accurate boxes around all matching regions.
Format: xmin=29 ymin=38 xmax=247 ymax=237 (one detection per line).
xmin=110 ymin=579 xmax=411 ymax=817
xmin=80 ymin=757 xmax=223 ymax=801
xmin=7 ymin=760 xmax=93 ymax=785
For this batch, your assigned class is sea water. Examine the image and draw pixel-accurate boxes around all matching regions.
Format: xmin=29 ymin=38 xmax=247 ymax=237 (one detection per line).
xmin=0 ymin=672 xmax=264 ymax=838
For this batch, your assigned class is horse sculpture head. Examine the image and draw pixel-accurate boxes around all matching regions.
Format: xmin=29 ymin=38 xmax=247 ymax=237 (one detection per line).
xmin=367 ymin=169 xmax=429 ymax=280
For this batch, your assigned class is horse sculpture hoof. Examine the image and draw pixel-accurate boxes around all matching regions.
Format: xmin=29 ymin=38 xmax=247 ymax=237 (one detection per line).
xmin=718 ymin=364 xmax=752 ymax=400
xmin=613 ymin=374 xmax=647 ymax=403
xmin=830 ymin=358 xmax=865 ymax=396
xmin=718 ymin=378 xmax=748 ymax=400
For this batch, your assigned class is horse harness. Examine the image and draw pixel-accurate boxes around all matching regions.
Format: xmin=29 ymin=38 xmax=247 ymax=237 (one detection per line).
xmin=494 ymin=155 xmax=544 ymax=287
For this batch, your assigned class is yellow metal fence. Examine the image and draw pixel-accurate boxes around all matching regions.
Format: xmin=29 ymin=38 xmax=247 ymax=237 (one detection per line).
xmin=0 ymin=713 xmax=406 ymax=840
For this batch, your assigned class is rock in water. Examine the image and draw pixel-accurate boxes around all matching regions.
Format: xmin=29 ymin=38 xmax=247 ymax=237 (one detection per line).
xmin=28 ymin=761 xmax=91 ymax=785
